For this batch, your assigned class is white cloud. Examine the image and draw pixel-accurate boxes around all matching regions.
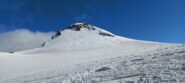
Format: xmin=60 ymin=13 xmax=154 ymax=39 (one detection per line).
xmin=0 ymin=29 xmax=55 ymax=52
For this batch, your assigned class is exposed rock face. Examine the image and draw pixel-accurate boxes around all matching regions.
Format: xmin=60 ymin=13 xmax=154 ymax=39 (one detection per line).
xmin=51 ymin=31 xmax=61 ymax=39
xmin=99 ymin=32 xmax=115 ymax=37
xmin=66 ymin=22 xmax=96 ymax=31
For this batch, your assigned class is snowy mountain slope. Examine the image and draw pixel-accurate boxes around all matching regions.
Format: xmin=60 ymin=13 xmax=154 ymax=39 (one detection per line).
xmin=1 ymin=44 xmax=185 ymax=83
xmin=19 ymin=23 xmax=163 ymax=54
xmin=0 ymin=23 xmax=183 ymax=83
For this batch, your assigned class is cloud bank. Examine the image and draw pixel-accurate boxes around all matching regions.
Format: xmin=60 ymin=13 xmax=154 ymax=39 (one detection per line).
xmin=0 ymin=29 xmax=54 ymax=52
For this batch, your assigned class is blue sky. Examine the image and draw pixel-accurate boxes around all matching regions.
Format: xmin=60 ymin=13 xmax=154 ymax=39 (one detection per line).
xmin=0 ymin=0 xmax=185 ymax=43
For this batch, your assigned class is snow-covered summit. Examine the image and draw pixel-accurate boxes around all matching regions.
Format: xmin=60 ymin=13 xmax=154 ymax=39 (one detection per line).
xmin=19 ymin=22 xmax=163 ymax=54
xmin=50 ymin=22 xmax=115 ymax=40
xmin=40 ymin=23 xmax=128 ymax=50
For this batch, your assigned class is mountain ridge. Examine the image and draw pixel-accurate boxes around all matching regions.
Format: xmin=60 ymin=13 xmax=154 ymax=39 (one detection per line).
xmin=19 ymin=23 xmax=163 ymax=54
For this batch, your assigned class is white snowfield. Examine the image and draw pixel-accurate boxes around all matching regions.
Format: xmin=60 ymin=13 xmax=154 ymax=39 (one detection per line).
xmin=0 ymin=23 xmax=185 ymax=83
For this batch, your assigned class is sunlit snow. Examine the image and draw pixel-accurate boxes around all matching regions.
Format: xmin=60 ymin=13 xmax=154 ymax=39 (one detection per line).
xmin=0 ymin=23 xmax=184 ymax=83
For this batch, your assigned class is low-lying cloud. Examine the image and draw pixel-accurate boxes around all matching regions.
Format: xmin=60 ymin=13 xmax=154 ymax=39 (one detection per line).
xmin=0 ymin=29 xmax=55 ymax=52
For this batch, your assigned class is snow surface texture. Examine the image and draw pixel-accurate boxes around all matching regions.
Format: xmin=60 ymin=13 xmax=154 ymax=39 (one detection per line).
xmin=0 ymin=23 xmax=184 ymax=83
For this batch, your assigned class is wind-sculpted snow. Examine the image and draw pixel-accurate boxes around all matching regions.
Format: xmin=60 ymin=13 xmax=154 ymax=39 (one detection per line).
xmin=1 ymin=44 xmax=185 ymax=83
xmin=0 ymin=23 xmax=184 ymax=83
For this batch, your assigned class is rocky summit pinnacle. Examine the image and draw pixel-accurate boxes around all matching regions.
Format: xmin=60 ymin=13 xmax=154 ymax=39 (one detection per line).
xmin=50 ymin=22 xmax=115 ymax=40
xmin=66 ymin=22 xmax=96 ymax=31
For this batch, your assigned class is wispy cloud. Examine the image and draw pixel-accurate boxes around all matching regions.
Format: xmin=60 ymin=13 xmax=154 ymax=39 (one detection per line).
xmin=75 ymin=14 xmax=91 ymax=22
xmin=0 ymin=24 xmax=6 ymax=32
xmin=0 ymin=29 xmax=54 ymax=52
